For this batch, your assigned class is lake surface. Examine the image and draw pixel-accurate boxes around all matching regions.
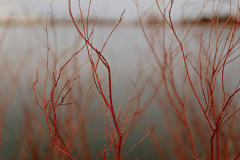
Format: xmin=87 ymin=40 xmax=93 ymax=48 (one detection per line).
xmin=0 ymin=22 xmax=160 ymax=159
xmin=0 ymin=21 xmax=239 ymax=159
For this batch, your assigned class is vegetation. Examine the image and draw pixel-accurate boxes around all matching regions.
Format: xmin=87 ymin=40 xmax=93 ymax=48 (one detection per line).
xmin=1 ymin=0 xmax=240 ymax=159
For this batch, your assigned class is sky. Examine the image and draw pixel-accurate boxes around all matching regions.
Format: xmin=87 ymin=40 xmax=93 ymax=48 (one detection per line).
xmin=0 ymin=0 xmax=238 ymax=21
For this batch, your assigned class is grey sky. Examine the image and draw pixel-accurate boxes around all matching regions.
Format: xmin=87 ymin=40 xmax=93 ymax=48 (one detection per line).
xmin=0 ymin=0 xmax=238 ymax=21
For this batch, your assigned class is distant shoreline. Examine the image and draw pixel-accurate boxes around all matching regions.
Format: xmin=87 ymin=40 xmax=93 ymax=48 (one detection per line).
xmin=0 ymin=16 xmax=237 ymax=26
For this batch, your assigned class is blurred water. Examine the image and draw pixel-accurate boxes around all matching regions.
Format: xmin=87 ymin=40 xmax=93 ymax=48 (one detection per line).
xmin=0 ymin=22 xmax=240 ymax=159
xmin=0 ymin=23 xmax=157 ymax=159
